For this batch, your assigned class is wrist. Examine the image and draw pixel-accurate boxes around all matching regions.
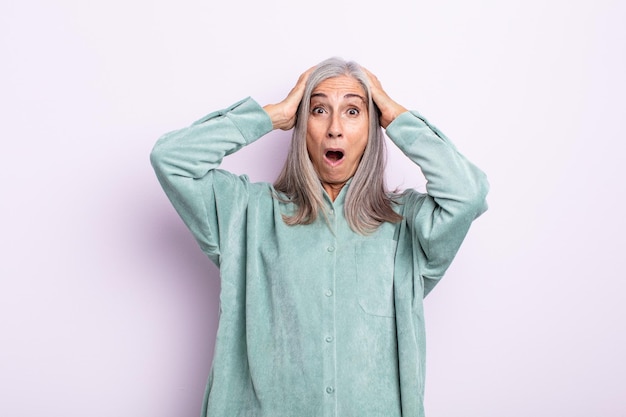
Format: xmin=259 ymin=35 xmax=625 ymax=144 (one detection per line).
xmin=380 ymin=104 xmax=408 ymax=129
xmin=263 ymin=104 xmax=281 ymax=130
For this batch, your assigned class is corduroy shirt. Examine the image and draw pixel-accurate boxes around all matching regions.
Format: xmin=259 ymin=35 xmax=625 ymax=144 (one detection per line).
xmin=150 ymin=97 xmax=488 ymax=417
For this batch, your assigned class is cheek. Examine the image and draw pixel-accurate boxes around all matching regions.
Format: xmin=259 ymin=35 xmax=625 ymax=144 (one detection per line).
xmin=355 ymin=142 xmax=368 ymax=161
xmin=305 ymin=133 xmax=321 ymax=166
xmin=306 ymin=125 xmax=325 ymax=151
xmin=349 ymin=125 xmax=369 ymax=156
xmin=305 ymin=133 xmax=315 ymax=154
xmin=307 ymin=120 xmax=323 ymax=138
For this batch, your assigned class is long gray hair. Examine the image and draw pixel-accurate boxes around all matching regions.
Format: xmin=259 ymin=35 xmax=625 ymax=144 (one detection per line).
xmin=273 ymin=57 xmax=402 ymax=234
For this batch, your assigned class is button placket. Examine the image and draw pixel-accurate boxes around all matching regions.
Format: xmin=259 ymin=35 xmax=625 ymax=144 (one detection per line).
xmin=322 ymin=207 xmax=338 ymax=416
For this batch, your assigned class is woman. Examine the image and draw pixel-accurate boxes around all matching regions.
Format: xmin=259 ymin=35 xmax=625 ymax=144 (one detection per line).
xmin=151 ymin=57 xmax=488 ymax=417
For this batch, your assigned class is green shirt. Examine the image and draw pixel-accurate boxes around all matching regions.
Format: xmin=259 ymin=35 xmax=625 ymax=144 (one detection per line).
xmin=151 ymin=97 xmax=488 ymax=417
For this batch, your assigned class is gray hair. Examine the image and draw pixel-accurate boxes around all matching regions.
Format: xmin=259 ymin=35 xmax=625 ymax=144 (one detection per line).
xmin=273 ymin=57 xmax=402 ymax=234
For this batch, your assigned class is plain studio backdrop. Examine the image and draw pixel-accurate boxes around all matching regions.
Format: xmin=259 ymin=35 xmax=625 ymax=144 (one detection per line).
xmin=1 ymin=0 xmax=625 ymax=416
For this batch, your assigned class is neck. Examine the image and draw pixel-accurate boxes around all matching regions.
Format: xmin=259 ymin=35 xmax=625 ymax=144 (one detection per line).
xmin=323 ymin=182 xmax=347 ymax=202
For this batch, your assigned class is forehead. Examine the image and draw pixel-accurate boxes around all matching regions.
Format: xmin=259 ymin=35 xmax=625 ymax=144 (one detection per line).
xmin=311 ymin=75 xmax=366 ymax=99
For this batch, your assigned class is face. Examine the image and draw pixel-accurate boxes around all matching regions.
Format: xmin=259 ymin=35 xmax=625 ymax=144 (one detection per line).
xmin=306 ymin=75 xmax=369 ymax=199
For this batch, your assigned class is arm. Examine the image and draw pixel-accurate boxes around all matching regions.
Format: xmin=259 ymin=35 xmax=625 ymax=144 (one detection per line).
xmin=388 ymin=111 xmax=488 ymax=295
xmin=364 ymin=69 xmax=489 ymax=295
xmin=150 ymin=69 xmax=312 ymax=264
xmin=150 ymin=98 xmax=273 ymax=263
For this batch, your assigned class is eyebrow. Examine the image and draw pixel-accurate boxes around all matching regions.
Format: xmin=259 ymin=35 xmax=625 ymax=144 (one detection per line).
xmin=310 ymin=93 xmax=366 ymax=103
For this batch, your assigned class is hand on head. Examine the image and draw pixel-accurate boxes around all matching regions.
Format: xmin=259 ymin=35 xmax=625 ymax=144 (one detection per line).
xmin=264 ymin=63 xmax=408 ymax=131
xmin=361 ymin=67 xmax=408 ymax=129
xmin=263 ymin=66 xmax=315 ymax=131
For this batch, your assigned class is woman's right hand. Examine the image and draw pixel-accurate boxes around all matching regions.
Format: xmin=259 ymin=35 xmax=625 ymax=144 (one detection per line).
xmin=263 ymin=67 xmax=314 ymax=131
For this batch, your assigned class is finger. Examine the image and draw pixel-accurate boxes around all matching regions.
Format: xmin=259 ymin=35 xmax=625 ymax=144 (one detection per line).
xmin=294 ymin=66 xmax=316 ymax=92
xmin=362 ymin=67 xmax=381 ymax=89
xmin=286 ymin=66 xmax=315 ymax=104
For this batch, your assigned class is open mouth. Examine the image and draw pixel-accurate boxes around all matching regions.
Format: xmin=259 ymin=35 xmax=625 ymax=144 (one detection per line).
xmin=325 ymin=150 xmax=344 ymax=163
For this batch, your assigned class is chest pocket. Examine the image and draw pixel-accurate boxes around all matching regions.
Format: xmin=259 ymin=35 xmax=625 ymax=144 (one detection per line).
xmin=355 ymin=239 xmax=397 ymax=317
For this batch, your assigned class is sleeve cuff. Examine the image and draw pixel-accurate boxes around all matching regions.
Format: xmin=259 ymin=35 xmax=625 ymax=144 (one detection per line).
xmin=191 ymin=97 xmax=274 ymax=145
xmin=226 ymin=97 xmax=274 ymax=144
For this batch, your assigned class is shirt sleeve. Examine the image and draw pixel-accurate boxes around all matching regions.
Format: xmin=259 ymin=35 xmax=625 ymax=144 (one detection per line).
xmin=385 ymin=111 xmax=489 ymax=296
xmin=150 ymin=97 xmax=274 ymax=265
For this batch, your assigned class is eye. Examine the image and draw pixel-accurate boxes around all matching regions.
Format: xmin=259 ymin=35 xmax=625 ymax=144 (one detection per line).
xmin=347 ymin=108 xmax=360 ymax=116
xmin=311 ymin=106 xmax=326 ymax=115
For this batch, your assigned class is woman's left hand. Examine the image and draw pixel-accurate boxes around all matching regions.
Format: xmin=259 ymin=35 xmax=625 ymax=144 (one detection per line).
xmin=363 ymin=68 xmax=408 ymax=129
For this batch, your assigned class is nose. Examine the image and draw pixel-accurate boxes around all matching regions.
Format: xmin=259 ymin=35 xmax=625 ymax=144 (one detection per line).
xmin=327 ymin=114 xmax=342 ymax=138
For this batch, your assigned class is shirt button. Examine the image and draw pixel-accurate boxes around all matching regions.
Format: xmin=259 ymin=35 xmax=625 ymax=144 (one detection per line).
xmin=325 ymin=336 xmax=333 ymax=343
xmin=326 ymin=386 xmax=334 ymax=394
xmin=327 ymin=246 xmax=335 ymax=252
xmin=325 ymin=290 xmax=333 ymax=297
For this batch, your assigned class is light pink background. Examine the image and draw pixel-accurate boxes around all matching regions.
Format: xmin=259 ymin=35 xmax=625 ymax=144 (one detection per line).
xmin=2 ymin=0 xmax=625 ymax=416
